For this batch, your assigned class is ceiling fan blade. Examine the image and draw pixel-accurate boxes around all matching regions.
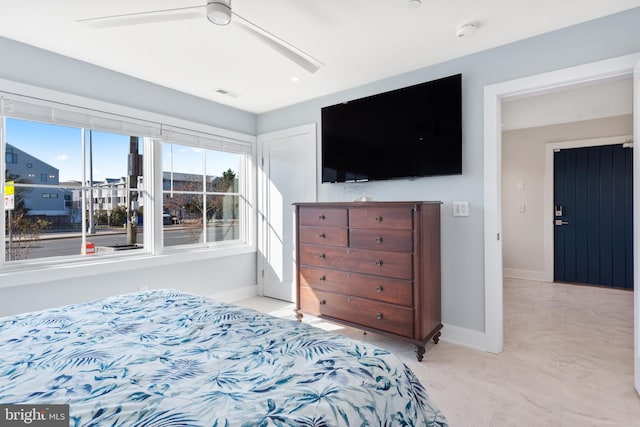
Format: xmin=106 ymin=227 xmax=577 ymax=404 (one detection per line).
xmin=77 ymin=6 xmax=204 ymax=29
xmin=232 ymin=13 xmax=323 ymax=73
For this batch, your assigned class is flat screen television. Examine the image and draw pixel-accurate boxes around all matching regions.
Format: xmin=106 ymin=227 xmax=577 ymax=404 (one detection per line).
xmin=321 ymin=73 xmax=462 ymax=183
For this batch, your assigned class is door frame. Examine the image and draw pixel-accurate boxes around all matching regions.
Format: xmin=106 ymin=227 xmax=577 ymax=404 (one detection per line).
xmin=543 ymin=135 xmax=633 ymax=282
xmin=256 ymin=123 xmax=317 ymax=298
xmin=484 ymin=52 xmax=640 ymax=355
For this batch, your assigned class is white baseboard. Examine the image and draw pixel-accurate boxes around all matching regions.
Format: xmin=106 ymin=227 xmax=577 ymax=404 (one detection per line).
xmin=503 ymin=268 xmax=547 ymax=282
xmin=209 ymin=285 xmax=258 ymax=303
xmin=440 ymin=323 xmax=486 ymax=352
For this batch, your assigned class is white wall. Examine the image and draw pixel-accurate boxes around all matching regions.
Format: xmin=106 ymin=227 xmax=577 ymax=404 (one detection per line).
xmin=257 ymin=7 xmax=640 ymax=336
xmin=502 ymin=77 xmax=633 ymax=131
xmin=502 ymin=115 xmax=633 ymax=280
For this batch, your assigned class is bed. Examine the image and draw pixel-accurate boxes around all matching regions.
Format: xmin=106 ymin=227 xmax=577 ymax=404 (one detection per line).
xmin=0 ymin=289 xmax=448 ymax=426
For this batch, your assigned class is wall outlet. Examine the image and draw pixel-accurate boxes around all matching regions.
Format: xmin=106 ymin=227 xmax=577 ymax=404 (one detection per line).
xmin=452 ymin=201 xmax=469 ymax=217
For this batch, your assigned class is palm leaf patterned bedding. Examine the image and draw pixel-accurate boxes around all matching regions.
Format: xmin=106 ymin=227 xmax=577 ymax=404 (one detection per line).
xmin=0 ymin=289 xmax=448 ymax=426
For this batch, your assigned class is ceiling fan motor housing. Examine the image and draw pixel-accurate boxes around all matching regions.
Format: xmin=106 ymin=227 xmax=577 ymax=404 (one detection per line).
xmin=207 ymin=0 xmax=232 ymax=25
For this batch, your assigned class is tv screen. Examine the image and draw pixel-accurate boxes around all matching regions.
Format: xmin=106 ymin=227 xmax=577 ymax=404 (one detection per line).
xmin=321 ymin=73 xmax=462 ymax=183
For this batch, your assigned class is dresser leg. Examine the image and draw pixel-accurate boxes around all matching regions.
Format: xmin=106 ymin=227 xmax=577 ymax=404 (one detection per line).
xmin=432 ymin=331 xmax=441 ymax=344
xmin=295 ymin=310 xmax=303 ymax=321
xmin=415 ymin=345 xmax=425 ymax=362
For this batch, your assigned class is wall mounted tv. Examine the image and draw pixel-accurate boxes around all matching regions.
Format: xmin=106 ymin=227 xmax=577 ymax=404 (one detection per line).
xmin=321 ymin=73 xmax=462 ymax=183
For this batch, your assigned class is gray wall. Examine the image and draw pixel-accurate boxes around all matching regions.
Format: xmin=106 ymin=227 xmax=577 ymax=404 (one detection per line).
xmin=2 ymin=8 xmax=640 ymax=332
xmin=0 ymin=37 xmax=258 ymax=317
xmin=0 ymin=253 xmax=257 ymax=317
xmin=257 ymin=8 xmax=640 ymax=333
xmin=0 ymin=37 xmax=256 ymax=135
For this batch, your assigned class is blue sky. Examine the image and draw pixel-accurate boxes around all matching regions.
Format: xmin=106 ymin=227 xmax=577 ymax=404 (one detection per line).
xmin=6 ymin=118 xmax=239 ymax=182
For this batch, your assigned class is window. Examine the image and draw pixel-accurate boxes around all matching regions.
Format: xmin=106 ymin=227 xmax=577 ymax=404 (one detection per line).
xmin=1 ymin=92 xmax=254 ymax=268
xmin=162 ymin=143 xmax=245 ymax=248
xmin=4 ymin=119 xmax=146 ymax=262
xmin=5 ymin=147 xmax=17 ymax=163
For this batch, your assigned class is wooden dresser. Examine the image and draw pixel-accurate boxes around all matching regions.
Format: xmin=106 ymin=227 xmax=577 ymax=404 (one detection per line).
xmin=294 ymin=201 xmax=442 ymax=361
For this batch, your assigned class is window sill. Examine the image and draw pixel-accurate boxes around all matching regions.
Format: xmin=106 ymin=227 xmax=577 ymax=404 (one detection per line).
xmin=0 ymin=243 xmax=256 ymax=289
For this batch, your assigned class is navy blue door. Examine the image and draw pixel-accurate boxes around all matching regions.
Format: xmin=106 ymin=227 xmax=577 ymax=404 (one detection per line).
xmin=554 ymin=144 xmax=633 ymax=289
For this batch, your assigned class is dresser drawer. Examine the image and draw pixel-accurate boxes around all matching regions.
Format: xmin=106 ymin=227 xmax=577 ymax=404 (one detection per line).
xmin=300 ymin=245 xmax=412 ymax=280
xmin=299 ymin=245 xmax=348 ymax=268
xmin=344 ymin=248 xmax=412 ymax=280
xmin=299 ymin=207 xmax=348 ymax=227
xmin=349 ymin=206 xmax=413 ymax=230
xmin=349 ymin=229 xmax=413 ymax=252
xmin=299 ymin=227 xmax=348 ymax=246
xmin=299 ymin=287 xmax=414 ymax=338
xmin=299 ymin=266 xmax=413 ymax=306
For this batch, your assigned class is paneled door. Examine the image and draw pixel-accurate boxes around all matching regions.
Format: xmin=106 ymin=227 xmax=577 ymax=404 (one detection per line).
xmin=257 ymin=124 xmax=316 ymax=302
xmin=554 ymin=144 xmax=633 ymax=289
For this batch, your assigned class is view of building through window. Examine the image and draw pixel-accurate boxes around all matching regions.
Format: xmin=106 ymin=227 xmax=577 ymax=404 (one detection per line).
xmin=4 ymin=117 xmax=245 ymax=263
xmin=4 ymin=118 xmax=145 ymax=261
xmin=162 ymin=142 xmax=241 ymax=247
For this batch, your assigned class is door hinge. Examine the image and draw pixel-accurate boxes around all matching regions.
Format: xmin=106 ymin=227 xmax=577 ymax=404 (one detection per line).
xmin=497 ymin=233 xmax=500 ymax=241
xmin=261 ymin=269 xmax=264 ymax=278
xmin=261 ymin=157 xmax=265 ymax=166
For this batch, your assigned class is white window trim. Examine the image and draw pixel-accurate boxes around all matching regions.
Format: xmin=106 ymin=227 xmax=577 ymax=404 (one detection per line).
xmin=0 ymin=78 xmax=257 ymax=287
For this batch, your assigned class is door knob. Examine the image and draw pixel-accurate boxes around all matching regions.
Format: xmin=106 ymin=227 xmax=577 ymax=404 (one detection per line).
xmin=554 ymin=220 xmax=569 ymax=226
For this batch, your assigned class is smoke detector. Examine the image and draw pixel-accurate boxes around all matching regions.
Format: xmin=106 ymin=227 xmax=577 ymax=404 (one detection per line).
xmin=456 ymin=23 xmax=478 ymax=38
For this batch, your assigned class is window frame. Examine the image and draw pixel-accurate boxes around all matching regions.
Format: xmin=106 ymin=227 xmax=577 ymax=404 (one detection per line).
xmin=160 ymin=142 xmax=247 ymax=250
xmin=0 ymin=79 xmax=256 ymax=284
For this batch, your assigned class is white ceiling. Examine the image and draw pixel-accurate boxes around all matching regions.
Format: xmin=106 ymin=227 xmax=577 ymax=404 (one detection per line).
xmin=1 ymin=1 xmax=640 ymax=114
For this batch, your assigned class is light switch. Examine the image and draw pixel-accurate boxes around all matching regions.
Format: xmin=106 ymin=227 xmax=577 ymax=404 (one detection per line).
xmin=452 ymin=201 xmax=469 ymax=217
xmin=516 ymin=181 xmax=525 ymax=191
xmin=518 ymin=203 xmax=526 ymax=213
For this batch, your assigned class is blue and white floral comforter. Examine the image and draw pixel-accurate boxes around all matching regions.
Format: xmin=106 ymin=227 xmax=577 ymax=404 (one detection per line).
xmin=0 ymin=289 xmax=448 ymax=426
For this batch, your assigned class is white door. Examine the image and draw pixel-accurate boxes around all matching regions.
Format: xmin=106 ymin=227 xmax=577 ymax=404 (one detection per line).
xmin=258 ymin=124 xmax=316 ymax=302
xmin=634 ymin=58 xmax=640 ymax=396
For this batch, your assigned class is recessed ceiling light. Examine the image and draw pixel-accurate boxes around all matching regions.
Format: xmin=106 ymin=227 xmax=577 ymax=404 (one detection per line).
xmin=290 ymin=77 xmax=300 ymax=83
xmin=408 ymin=0 xmax=422 ymax=8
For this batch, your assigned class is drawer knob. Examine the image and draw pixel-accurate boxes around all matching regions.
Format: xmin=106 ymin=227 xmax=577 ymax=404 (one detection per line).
xmin=319 ymin=299 xmax=326 ymax=305
xmin=319 ymin=253 xmax=325 ymax=259
xmin=375 ymin=236 xmax=383 ymax=244
xmin=319 ymin=275 xmax=326 ymax=281
xmin=375 ymin=216 xmax=382 ymax=223
xmin=319 ymin=233 xmax=326 ymax=239
xmin=375 ymin=285 xmax=383 ymax=292
xmin=375 ymin=313 xmax=383 ymax=320
xmin=318 ymin=214 xmax=325 ymax=220
xmin=375 ymin=260 xmax=383 ymax=267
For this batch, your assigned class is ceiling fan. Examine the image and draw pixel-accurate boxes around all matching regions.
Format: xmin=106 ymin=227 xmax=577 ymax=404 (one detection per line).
xmin=77 ymin=0 xmax=324 ymax=73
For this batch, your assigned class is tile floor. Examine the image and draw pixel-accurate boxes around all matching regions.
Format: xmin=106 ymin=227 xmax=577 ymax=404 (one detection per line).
xmin=236 ymin=278 xmax=639 ymax=427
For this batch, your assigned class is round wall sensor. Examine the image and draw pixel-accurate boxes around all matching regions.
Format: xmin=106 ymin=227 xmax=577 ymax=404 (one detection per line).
xmin=408 ymin=0 xmax=422 ymax=8
xmin=456 ymin=23 xmax=477 ymax=38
